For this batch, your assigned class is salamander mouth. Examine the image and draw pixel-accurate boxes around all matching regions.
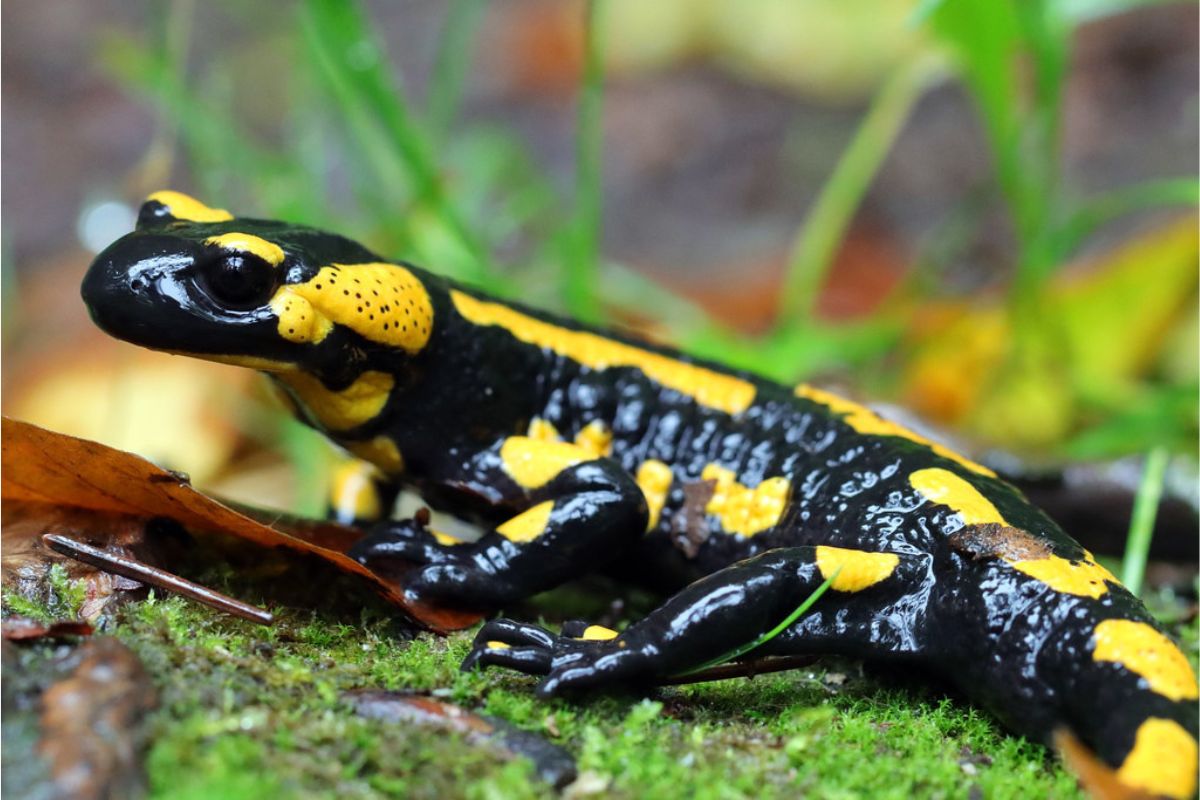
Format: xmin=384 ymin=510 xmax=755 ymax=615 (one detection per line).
xmin=81 ymin=234 xmax=287 ymax=360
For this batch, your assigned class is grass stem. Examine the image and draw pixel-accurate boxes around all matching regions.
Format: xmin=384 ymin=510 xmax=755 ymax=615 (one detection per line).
xmin=563 ymin=0 xmax=607 ymax=323
xmin=776 ymin=57 xmax=935 ymax=332
xmin=1120 ymin=447 xmax=1169 ymax=596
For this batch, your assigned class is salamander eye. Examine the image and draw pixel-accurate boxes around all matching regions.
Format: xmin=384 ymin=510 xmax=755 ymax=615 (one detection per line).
xmin=198 ymin=252 xmax=278 ymax=310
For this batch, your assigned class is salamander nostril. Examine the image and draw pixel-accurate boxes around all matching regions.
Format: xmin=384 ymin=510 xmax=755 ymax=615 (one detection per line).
xmin=130 ymin=275 xmax=149 ymax=293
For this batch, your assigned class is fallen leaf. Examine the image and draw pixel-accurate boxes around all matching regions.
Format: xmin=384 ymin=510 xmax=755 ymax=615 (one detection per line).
xmin=2 ymin=418 xmax=481 ymax=631
xmin=1 ymin=617 xmax=94 ymax=641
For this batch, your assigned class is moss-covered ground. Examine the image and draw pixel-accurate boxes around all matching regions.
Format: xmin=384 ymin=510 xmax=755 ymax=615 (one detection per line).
xmin=6 ymin=548 xmax=1197 ymax=799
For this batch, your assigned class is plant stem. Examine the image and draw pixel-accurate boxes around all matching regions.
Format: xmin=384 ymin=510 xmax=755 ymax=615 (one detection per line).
xmin=427 ymin=0 xmax=487 ymax=137
xmin=660 ymin=655 xmax=819 ymax=686
xmin=563 ymin=0 xmax=607 ymax=323
xmin=1121 ymin=447 xmax=1168 ymax=596
xmin=673 ymin=567 xmax=840 ymax=678
xmin=776 ymin=57 xmax=936 ymax=333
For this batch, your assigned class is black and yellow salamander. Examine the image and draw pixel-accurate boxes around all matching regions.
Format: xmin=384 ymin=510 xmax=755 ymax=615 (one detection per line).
xmin=82 ymin=192 xmax=1198 ymax=798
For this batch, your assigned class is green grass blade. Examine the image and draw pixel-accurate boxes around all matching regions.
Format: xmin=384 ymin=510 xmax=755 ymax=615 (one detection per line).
xmin=427 ymin=0 xmax=487 ymax=137
xmin=1120 ymin=447 xmax=1169 ymax=596
xmin=103 ymin=38 xmax=318 ymax=219
xmin=561 ymin=0 xmax=608 ymax=323
xmin=298 ymin=0 xmax=497 ymax=286
xmin=1057 ymin=178 xmax=1200 ymax=259
xmin=776 ymin=57 xmax=936 ymax=331
xmin=672 ymin=566 xmax=841 ymax=678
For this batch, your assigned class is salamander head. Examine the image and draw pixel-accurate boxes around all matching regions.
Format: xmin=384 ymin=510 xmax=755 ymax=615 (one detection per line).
xmin=81 ymin=191 xmax=436 ymax=382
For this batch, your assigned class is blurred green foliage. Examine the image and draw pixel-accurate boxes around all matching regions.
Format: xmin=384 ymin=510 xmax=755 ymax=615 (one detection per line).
xmin=100 ymin=0 xmax=1197 ymax=463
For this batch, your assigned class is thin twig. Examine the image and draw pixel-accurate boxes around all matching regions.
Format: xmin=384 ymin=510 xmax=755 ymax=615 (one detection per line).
xmin=42 ymin=533 xmax=274 ymax=626
xmin=660 ymin=655 xmax=819 ymax=686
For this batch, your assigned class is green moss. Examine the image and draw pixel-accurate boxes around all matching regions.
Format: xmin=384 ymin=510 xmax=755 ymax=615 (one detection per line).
xmin=2 ymin=563 xmax=88 ymax=623
xmin=72 ymin=568 xmax=1091 ymax=800
xmin=22 ymin=547 xmax=1198 ymax=798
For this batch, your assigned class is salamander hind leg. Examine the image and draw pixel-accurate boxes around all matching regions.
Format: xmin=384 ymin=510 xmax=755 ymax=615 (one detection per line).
xmin=462 ymin=545 xmax=931 ymax=697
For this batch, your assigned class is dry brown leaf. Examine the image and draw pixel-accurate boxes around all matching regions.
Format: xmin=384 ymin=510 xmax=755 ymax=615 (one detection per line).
xmin=2 ymin=617 xmax=94 ymax=641
xmin=1 ymin=417 xmax=481 ymax=631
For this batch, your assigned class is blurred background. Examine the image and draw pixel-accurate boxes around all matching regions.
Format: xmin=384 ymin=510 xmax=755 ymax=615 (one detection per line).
xmin=2 ymin=0 xmax=1197 ymax=567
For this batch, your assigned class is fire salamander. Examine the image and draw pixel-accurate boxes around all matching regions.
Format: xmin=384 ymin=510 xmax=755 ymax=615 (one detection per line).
xmin=82 ymin=192 xmax=1198 ymax=798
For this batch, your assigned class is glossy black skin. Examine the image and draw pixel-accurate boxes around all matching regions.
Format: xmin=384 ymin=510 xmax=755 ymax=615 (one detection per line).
xmin=82 ymin=202 xmax=1197 ymax=783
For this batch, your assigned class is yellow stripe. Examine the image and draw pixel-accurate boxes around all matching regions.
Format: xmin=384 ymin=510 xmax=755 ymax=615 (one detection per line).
xmin=909 ymin=467 xmax=1116 ymax=598
xmin=452 ymin=290 xmax=756 ymax=415
xmin=815 ymin=546 xmax=900 ymax=592
xmin=1093 ymin=619 xmax=1198 ymax=702
xmin=496 ymin=501 xmax=555 ymax=543
xmin=796 ymin=385 xmax=994 ymax=476
xmin=146 ymin=190 xmax=233 ymax=223
xmin=205 ymin=232 xmax=286 ymax=267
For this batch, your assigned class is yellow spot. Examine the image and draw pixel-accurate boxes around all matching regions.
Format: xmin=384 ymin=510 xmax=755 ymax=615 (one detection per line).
xmin=146 ymin=190 xmax=233 ymax=223
xmin=636 ymin=459 xmax=674 ymax=530
xmin=275 ymin=370 xmax=394 ymax=432
xmin=1116 ymin=718 xmax=1198 ymax=799
xmin=487 ymin=641 xmax=511 ymax=650
xmin=205 ymin=232 xmax=285 ymax=266
xmin=452 ymin=291 xmax=756 ymax=415
xmin=911 ymin=468 xmax=1118 ymax=598
xmin=278 ymin=263 xmax=434 ymax=352
xmin=270 ymin=290 xmax=334 ymax=344
xmin=1093 ymin=620 xmax=1198 ymax=702
xmin=527 ymin=417 xmax=613 ymax=459
xmin=580 ymin=625 xmax=619 ymax=641
xmin=528 ymin=417 xmax=561 ymax=443
xmin=815 ymin=546 xmax=900 ymax=592
xmin=345 ymin=435 xmax=404 ymax=476
xmin=796 ymin=385 xmax=995 ymax=476
xmin=575 ymin=420 xmax=613 ymax=458
xmin=702 ymin=464 xmax=790 ymax=537
xmin=431 ymin=531 xmax=464 ymax=546
xmin=496 ymin=501 xmax=555 ymax=543
xmin=909 ymin=468 xmax=1005 ymax=526
xmin=329 ymin=460 xmax=383 ymax=521
xmin=499 ymin=436 xmax=592 ymax=489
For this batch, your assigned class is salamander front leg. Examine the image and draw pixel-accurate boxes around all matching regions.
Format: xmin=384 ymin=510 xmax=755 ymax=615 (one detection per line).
xmin=463 ymin=545 xmax=930 ymax=697
xmin=353 ymin=450 xmax=648 ymax=609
